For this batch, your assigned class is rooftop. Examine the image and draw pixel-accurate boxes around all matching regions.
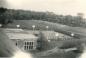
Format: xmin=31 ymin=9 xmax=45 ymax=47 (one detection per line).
xmin=3 ymin=28 xmax=38 ymax=40
xmin=6 ymin=33 xmax=38 ymax=40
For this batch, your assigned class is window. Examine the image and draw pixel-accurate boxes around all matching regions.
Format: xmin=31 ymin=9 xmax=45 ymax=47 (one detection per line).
xmin=24 ymin=46 xmax=27 ymax=50
xmin=24 ymin=41 xmax=34 ymax=50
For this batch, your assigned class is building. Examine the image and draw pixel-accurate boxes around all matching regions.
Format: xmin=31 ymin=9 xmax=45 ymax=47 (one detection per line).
xmin=4 ymin=28 xmax=38 ymax=51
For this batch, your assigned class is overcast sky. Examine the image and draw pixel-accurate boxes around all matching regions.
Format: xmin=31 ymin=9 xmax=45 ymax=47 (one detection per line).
xmin=1 ymin=0 xmax=86 ymax=17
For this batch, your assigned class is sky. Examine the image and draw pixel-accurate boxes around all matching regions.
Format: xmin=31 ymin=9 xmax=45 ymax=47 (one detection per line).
xmin=0 ymin=0 xmax=86 ymax=17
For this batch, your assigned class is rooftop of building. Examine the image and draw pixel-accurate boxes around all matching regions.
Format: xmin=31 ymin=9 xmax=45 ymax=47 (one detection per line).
xmin=6 ymin=33 xmax=38 ymax=40
xmin=3 ymin=28 xmax=38 ymax=40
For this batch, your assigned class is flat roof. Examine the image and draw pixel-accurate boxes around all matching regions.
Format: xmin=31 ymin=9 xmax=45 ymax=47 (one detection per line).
xmin=6 ymin=33 xmax=38 ymax=40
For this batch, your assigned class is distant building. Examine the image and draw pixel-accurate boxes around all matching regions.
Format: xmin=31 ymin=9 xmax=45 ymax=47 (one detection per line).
xmin=77 ymin=13 xmax=84 ymax=18
xmin=4 ymin=28 xmax=38 ymax=51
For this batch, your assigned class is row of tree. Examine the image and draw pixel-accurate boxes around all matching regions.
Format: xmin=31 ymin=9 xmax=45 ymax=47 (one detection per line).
xmin=0 ymin=7 xmax=86 ymax=27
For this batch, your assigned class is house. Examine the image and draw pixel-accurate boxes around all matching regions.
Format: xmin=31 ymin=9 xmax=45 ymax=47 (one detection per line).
xmin=4 ymin=28 xmax=39 ymax=51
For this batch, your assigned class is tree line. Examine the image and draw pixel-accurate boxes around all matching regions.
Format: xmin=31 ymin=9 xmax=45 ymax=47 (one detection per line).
xmin=0 ymin=7 xmax=86 ymax=27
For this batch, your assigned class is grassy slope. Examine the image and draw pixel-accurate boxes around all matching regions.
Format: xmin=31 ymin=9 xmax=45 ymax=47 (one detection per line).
xmin=7 ymin=20 xmax=86 ymax=38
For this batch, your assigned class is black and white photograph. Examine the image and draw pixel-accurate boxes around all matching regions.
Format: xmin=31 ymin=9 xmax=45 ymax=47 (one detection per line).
xmin=0 ymin=0 xmax=86 ymax=58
